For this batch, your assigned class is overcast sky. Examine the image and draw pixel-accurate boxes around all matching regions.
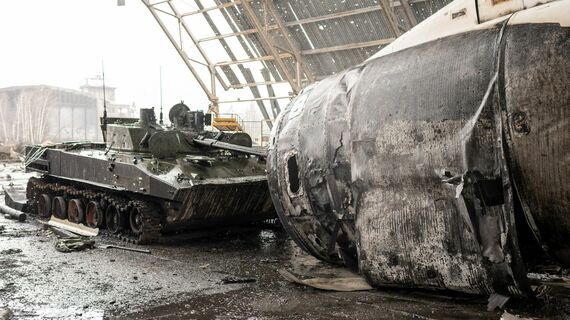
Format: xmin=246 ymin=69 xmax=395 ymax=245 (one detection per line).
xmin=0 ymin=0 xmax=212 ymax=111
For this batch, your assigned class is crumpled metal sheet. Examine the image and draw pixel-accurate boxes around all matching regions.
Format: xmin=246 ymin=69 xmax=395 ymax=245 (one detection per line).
xmin=268 ymin=19 xmax=569 ymax=295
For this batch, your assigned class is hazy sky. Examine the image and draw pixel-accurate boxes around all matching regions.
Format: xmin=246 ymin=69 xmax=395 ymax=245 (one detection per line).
xmin=0 ymin=0 xmax=212 ymax=111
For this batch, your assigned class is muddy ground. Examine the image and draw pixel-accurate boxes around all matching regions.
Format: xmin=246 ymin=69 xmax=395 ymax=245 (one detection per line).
xmin=0 ymin=163 xmax=568 ymax=320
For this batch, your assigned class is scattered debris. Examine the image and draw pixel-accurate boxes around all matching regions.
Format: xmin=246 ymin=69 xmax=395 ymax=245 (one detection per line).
xmin=487 ymin=293 xmax=511 ymax=311
xmin=534 ymin=265 xmax=562 ymax=274
xmin=0 ymin=249 xmax=22 ymax=255
xmin=0 ymin=307 xmax=13 ymax=320
xmin=527 ymin=273 xmax=570 ymax=289
xmin=96 ymin=244 xmax=151 ymax=254
xmin=55 ymin=238 xmax=95 ymax=253
xmin=0 ymin=144 xmax=19 ymax=161
xmin=221 ymin=275 xmax=257 ymax=284
xmin=278 ymin=269 xmax=374 ymax=292
xmin=533 ymin=284 xmax=552 ymax=299
xmin=0 ymin=204 xmax=26 ymax=222
xmin=48 ymin=225 xmax=79 ymax=238
xmin=260 ymin=258 xmax=279 ymax=264
xmin=3 ymin=184 xmax=27 ymax=211
xmin=500 ymin=311 xmax=534 ymax=320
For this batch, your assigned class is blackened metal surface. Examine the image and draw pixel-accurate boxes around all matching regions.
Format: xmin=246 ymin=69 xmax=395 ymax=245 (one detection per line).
xmin=166 ymin=180 xmax=275 ymax=230
xmin=268 ymin=20 xmax=569 ymax=295
xmin=268 ymin=68 xmax=362 ymax=265
xmin=501 ymin=24 xmax=570 ymax=266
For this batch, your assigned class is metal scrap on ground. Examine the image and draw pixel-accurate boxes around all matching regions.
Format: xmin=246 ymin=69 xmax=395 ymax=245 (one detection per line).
xmin=0 ymin=204 xmax=26 ymax=222
xmin=278 ymin=269 xmax=373 ymax=292
xmin=220 ymin=275 xmax=257 ymax=284
xmin=96 ymin=244 xmax=151 ymax=254
xmin=47 ymin=217 xmax=98 ymax=237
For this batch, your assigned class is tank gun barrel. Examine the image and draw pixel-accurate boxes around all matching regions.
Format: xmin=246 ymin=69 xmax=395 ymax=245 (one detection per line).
xmin=193 ymin=138 xmax=266 ymax=157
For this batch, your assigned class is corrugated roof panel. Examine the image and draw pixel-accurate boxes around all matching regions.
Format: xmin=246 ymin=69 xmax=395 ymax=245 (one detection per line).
xmin=217 ymin=0 xmax=453 ymax=84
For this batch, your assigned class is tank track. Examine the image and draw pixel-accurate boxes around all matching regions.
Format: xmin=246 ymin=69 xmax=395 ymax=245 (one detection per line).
xmin=26 ymin=177 xmax=162 ymax=244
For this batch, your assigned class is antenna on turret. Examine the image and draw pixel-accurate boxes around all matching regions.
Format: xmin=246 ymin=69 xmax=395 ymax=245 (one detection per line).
xmin=159 ymin=66 xmax=164 ymax=125
xmin=102 ymin=60 xmax=108 ymax=141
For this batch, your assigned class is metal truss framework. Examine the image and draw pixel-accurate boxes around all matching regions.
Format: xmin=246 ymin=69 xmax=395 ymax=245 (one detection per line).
xmin=141 ymin=0 xmax=424 ymax=127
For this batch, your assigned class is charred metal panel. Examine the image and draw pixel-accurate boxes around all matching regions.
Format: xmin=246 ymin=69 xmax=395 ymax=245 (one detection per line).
xmin=349 ymin=27 xmax=528 ymax=295
xmin=501 ymin=24 xmax=570 ymax=265
xmin=269 ymin=18 xmax=569 ymax=295
xmin=165 ymin=180 xmax=275 ymax=230
xmin=268 ymin=68 xmax=362 ymax=264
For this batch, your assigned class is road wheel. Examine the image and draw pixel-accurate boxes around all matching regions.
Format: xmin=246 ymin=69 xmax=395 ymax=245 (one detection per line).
xmin=129 ymin=206 xmax=144 ymax=235
xmin=85 ymin=201 xmax=104 ymax=228
xmin=105 ymin=204 xmax=124 ymax=234
xmin=52 ymin=196 xmax=67 ymax=219
xmin=67 ymin=199 xmax=85 ymax=223
xmin=37 ymin=194 xmax=52 ymax=218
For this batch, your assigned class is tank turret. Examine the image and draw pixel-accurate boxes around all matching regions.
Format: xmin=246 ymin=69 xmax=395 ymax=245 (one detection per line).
xmin=102 ymin=103 xmax=264 ymax=159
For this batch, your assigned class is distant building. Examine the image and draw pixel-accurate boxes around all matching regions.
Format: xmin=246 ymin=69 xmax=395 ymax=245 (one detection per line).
xmin=0 ymin=83 xmax=136 ymax=145
xmin=80 ymin=77 xmax=137 ymax=118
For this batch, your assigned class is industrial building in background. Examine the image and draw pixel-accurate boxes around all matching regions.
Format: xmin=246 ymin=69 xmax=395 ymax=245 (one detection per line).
xmin=0 ymin=81 xmax=136 ymax=145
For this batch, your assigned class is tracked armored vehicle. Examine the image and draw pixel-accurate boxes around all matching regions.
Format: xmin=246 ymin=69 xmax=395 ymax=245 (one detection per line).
xmin=25 ymin=103 xmax=275 ymax=243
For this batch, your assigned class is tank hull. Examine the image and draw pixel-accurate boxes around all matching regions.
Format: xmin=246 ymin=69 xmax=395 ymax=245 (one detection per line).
xmin=25 ymin=143 xmax=276 ymax=241
xmin=268 ymin=4 xmax=569 ymax=295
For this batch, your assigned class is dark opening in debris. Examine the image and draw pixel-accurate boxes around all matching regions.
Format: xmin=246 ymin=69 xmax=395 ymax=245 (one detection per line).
xmin=287 ymin=155 xmax=300 ymax=194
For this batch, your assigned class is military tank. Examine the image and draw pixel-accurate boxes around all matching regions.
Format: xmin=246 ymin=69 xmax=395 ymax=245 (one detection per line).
xmin=24 ymin=103 xmax=275 ymax=243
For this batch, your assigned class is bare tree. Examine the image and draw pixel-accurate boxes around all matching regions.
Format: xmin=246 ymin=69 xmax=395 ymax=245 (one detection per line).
xmin=0 ymin=93 xmax=10 ymax=143
xmin=5 ymin=88 xmax=54 ymax=145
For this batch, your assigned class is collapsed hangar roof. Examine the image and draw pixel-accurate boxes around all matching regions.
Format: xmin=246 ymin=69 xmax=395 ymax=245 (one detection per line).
xmin=143 ymin=0 xmax=452 ymax=123
xmin=251 ymin=0 xmax=453 ymax=79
